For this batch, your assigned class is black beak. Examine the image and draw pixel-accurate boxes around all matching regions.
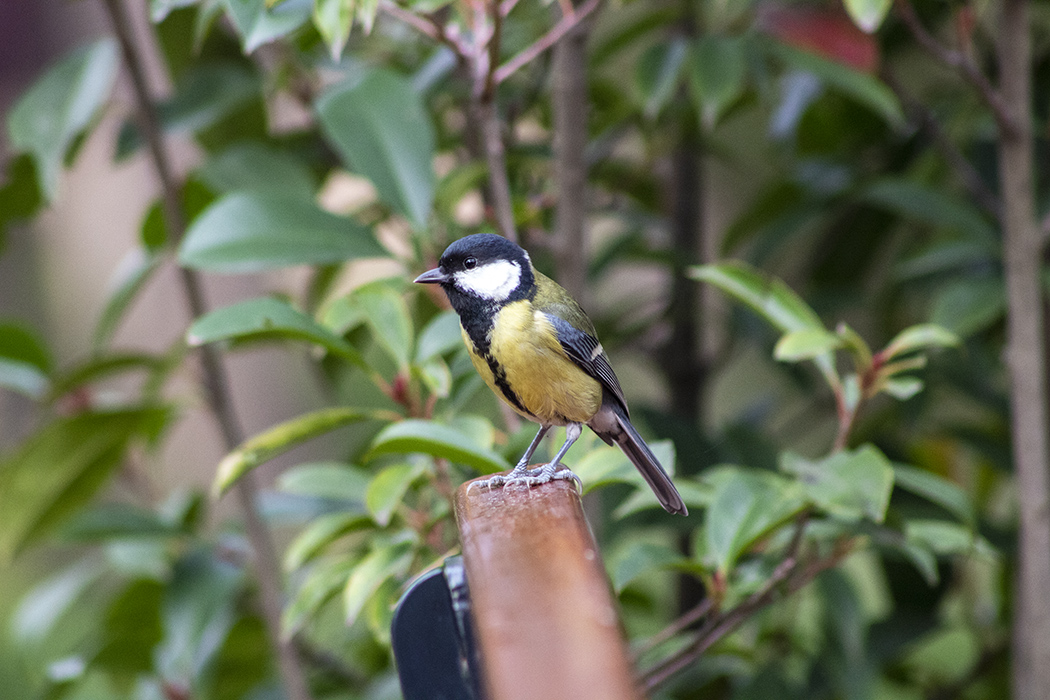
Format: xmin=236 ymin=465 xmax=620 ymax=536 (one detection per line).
xmin=414 ymin=267 xmax=448 ymax=284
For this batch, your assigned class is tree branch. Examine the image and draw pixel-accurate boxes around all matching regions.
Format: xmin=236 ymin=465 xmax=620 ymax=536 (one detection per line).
xmin=639 ymin=515 xmax=830 ymax=693
xmin=895 ymin=0 xmax=1017 ymax=137
xmin=882 ymin=71 xmax=1000 ymax=220
xmin=379 ymin=1 xmax=471 ymax=60
xmin=995 ymin=2 xmax=1050 ymax=699
xmin=493 ymin=0 xmax=601 ymax=84
xmin=551 ymin=12 xmax=590 ymax=301
xmin=632 ymin=598 xmax=713 ymax=662
xmin=100 ymin=2 xmax=313 ymax=699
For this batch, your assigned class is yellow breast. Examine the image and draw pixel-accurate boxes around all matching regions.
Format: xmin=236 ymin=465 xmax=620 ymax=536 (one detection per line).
xmin=464 ymin=301 xmax=602 ymax=426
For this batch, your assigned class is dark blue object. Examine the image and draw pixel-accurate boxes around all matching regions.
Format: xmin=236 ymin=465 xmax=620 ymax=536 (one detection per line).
xmin=392 ymin=556 xmax=484 ymax=700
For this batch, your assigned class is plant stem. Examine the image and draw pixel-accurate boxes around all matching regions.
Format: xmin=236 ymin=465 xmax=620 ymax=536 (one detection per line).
xmin=492 ymin=0 xmax=601 ymax=84
xmin=99 ymin=2 xmax=313 ymax=698
xmin=473 ymin=87 xmax=518 ymax=242
xmin=640 ymin=526 xmax=842 ymax=693
xmin=551 ymin=13 xmax=590 ymax=302
xmin=896 ymin=0 xmax=1016 ymax=136
xmin=996 ymin=2 xmax=1050 ymax=698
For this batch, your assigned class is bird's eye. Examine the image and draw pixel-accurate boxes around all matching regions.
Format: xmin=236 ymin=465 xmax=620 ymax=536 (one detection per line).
xmin=464 ymin=257 xmax=477 ymax=270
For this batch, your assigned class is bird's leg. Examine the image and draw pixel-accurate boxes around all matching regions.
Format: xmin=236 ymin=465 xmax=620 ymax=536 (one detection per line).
xmin=476 ymin=425 xmax=550 ymax=488
xmin=511 ymin=425 xmax=551 ymax=475
xmin=521 ymin=423 xmax=583 ymax=489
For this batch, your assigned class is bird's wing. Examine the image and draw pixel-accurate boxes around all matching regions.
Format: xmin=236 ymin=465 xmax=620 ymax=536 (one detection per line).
xmin=543 ymin=312 xmax=628 ymax=414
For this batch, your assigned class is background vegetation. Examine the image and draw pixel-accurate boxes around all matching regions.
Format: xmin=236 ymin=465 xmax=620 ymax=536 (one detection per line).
xmin=0 ymin=0 xmax=1045 ymax=698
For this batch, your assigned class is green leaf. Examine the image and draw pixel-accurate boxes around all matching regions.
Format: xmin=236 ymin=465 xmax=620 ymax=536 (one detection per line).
xmin=366 ymin=419 xmax=510 ymax=474
xmin=416 ymin=357 xmax=452 ymax=398
xmin=355 ymin=281 xmax=414 ymax=369
xmin=882 ymin=376 xmax=923 ymax=400
xmin=608 ymin=540 xmax=681 ymax=593
xmin=636 ymin=39 xmax=688 ymax=119
xmin=366 ymin=463 xmax=424 ymax=526
xmin=364 ymin=577 xmax=398 ymax=645
xmin=780 ymin=444 xmax=894 ymax=522
xmin=223 ymin=0 xmax=311 ymax=53
xmin=319 ymin=294 xmax=368 ymax=336
xmin=688 ymin=35 xmax=747 ymax=127
xmin=858 ymin=179 xmax=996 ymax=242
xmin=904 ymin=520 xmax=994 ymax=558
xmin=843 ymin=0 xmax=893 ymax=33
xmin=317 ymin=68 xmax=436 ymax=227
xmin=0 ymin=320 xmax=52 ymax=372
xmin=94 ymin=249 xmax=162 ymax=350
xmin=47 ymin=353 xmax=166 ymax=402
xmin=214 ymin=408 xmax=378 ymax=495
xmin=187 ymin=296 xmax=367 ymax=368
xmin=151 ymin=0 xmax=198 ymax=22
xmin=118 ymin=63 xmax=261 ymax=157
xmin=284 ymin=555 xmax=357 ymax=636
xmin=0 ymin=358 xmax=48 ymax=398
xmin=7 ymin=39 xmax=118 ymax=200
xmin=344 ymin=539 xmax=414 ymax=625
xmin=883 ymin=323 xmax=961 ymax=360
xmin=94 ymin=578 xmax=165 ymax=677
xmin=690 ymin=262 xmax=823 ymax=333
xmin=0 ymin=154 xmax=44 ymax=241
xmin=902 ymin=626 xmax=981 ymax=682
xmin=837 ymin=323 xmax=873 ymax=371
xmin=314 ymin=0 xmax=355 ymax=59
xmin=355 ymin=0 xmax=379 ymax=34
xmin=764 ymin=39 xmax=904 ymax=126
xmin=208 ymin=616 xmax=271 ymax=700
xmin=13 ymin=558 xmax=105 ymax=644
xmin=60 ymin=503 xmax=178 ymax=541
xmin=197 ymin=142 xmax=316 ymax=200
xmin=892 ymin=464 xmax=975 ymax=527
xmin=570 ymin=439 xmax=677 ymax=504
xmin=160 ymin=62 xmax=259 ymax=134
xmin=929 ymin=279 xmax=1005 ymax=337
xmin=774 ymin=327 xmax=842 ymax=362
xmin=277 ymin=462 xmax=371 ymax=503
xmin=704 ymin=469 xmax=805 ymax=575
xmin=415 ymin=310 xmax=463 ymax=364
xmin=894 ymin=239 xmax=996 ymax=281
xmin=284 ymin=512 xmax=373 ymax=571
xmin=156 ymin=550 xmax=242 ymax=683
xmin=0 ymin=407 xmax=170 ymax=560
xmin=897 ymin=539 xmax=940 ymax=586
xmin=179 ymin=192 xmax=386 ymax=272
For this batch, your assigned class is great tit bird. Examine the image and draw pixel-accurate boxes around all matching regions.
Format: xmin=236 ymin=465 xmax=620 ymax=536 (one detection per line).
xmin=414 ymin=233 xmax=687 ymax=515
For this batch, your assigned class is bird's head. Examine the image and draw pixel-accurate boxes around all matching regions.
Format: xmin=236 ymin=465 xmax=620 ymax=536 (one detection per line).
xmin=414 ymin=234 xmax=534 ymax=305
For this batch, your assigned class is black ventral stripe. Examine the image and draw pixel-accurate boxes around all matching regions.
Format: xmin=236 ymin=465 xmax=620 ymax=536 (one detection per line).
xmin=483 ymin=352 xmax=530 ymax=417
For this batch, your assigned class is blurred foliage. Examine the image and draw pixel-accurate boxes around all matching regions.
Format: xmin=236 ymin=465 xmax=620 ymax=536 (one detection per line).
xmin=0 ymin=0 xmax=1024 ymax=698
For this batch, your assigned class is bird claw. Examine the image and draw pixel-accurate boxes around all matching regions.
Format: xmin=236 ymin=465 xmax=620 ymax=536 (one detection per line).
xmin=474 ymin=463 xmax=582 ymax=494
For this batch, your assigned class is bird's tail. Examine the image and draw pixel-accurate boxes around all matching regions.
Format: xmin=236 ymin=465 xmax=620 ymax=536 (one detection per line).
xmin=593 ymin=403 xmax=687 ymax=515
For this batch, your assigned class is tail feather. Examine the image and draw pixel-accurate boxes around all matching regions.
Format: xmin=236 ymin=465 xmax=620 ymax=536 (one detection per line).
xmin=591 ymin=403 xmax=687 ymax=515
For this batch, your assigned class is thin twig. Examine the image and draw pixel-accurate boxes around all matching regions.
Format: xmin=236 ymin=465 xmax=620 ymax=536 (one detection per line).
xmin=379 ymin=0 xmax=471 ymax=59
xmin=895 ymin=0 xmax=1017 ymax=137
xmin=482 ymin=0 xmax=503 ymax=101
xmin=493 ymin=0 xmax=601 ymax=84
xmin=882 ymin=70 xmax=1000 ymax=220
xmin=639 ymin=514 xmax=828 ymax=693
xmin=100 ymin=2 xmax=313 ymax=699
xmin=632 ymin=597 xmax=713 ymax=662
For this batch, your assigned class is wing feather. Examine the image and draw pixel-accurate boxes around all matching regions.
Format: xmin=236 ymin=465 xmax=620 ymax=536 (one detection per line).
xmin=543 ymin=312 xmax=628 ymax=414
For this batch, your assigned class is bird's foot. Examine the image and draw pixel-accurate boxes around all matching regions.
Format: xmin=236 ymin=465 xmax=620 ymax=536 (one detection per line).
xmin=474 ymin=463 xmax=582 ymax=494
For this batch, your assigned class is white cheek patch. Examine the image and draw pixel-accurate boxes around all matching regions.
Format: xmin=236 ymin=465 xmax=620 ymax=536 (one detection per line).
xmin=454 ymin=260 xmax=522 ymax=301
